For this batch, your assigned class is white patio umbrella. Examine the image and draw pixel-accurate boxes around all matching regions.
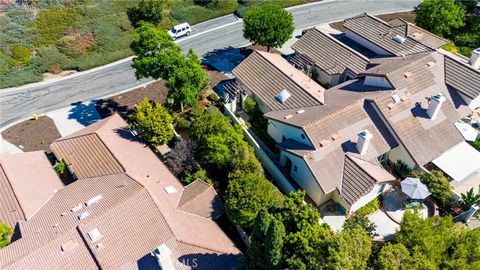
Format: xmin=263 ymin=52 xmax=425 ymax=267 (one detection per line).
xmin=401 ymin=177 xmax=431 ymax=200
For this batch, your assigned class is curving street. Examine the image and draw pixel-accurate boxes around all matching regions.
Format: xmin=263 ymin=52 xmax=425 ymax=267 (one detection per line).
xmin=0 ymin=0 xmax=421 ymax=128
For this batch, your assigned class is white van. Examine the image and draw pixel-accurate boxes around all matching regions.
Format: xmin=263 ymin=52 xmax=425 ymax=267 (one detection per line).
xmin=167 ymin=23 xmax=191 ymax=40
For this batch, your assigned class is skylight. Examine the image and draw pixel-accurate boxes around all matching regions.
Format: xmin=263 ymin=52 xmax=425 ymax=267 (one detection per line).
xmin=393 ymin=35 xmax=406 ymax=44
xmin=87 ymin=228 xmax=103 ymax=242
xmin=276 ymin=89 xmax=291 ymax=103
xmin=85 ymin=195 xmax=103 ymax=206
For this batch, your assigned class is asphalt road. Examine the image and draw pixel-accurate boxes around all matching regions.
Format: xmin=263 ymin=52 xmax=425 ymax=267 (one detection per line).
xmin=0 ymin=0 xmax=421 ymax=128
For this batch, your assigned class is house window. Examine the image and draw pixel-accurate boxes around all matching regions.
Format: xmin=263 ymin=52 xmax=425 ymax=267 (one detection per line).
xmin=293 ymin=166 xmax=297 ymax=172
xmin=301 ymin=134 xmax=305 ymax=139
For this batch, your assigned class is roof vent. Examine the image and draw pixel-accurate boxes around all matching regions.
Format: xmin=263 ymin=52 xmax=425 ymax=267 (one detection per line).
xmin=284 ymin=114 xmax=293 ymax=120
xmin=61 ymin=239 xmax=78 ymax=252
xmin=403 ymin=71 xmax=413 ymax=78
xmin=71 ymin=204 xmax=82 ymax=212
xmin=427 ymin=61 xmax=435 ymax=68
xmin=393 ymin=35 xmax=406 ymax=44
xmin=164 ymin=186 xmax=177 ymax=194
xmin=319 ymin=139 xmax=330 ymax=147
xmin=78 ymin=211 xmax=89 ymax=220
xmin=391 ymin=94 xmax=401 ymax=103
xmin=275 ymin=89 xmax=291 ymax=103
xmin=470 ymin=48 xmax=480 ymax=69
xmin=87 ymin=228 xmax=103 ymax=242
xmin=331 ymin=133 xmax=341 ymax=141
xmin=85 ymin=195 xmax=103 ymax=206
xmin=296 ymin=109 xmax=305 ymax=114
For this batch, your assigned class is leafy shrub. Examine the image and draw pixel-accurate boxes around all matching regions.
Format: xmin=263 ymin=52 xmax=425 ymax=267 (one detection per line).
xmin=54 ymin=161 xmax=68 ymax=177
xmin=473 ymin=138 xmax=480 ymax=151
xmin=189 ymin=105 xmax=205 ymax=118
xmin=460 ymin=187 xmax=480 ymax=210
xmin=207 ymin=92 xmax=219 ymax=101
xmin=459 ymin=46 xmax=473 ymax=57
xmin=48 ymin=63 xmax=63 ymax=74
xmin=32 ymin=46 xmax=72 ymax=73
xmin=355 ymin=197 xmax=380 ymax=216
xmin=165 ymin=139 xmax=199 ymax=177
xmin=11 ymin=44 xmax=31 ymax=65
xmin=391 ymin=160 xmax=412 ymax=179
xmin=130 ymin=97 xmax=174 ymax=146
xmin=0 ymin=66 xmax=42 ymax=88
xmin=182 ymin=169 xmax=212 ymax=185
xmin=412 ymin=170 xmax=454 ymax=210
xmin=455 ymin=33 xmax=480 ymax=48
xmin=56 ymin=31 xmax=95 ymax=57
xmin=0 ymin=223 xmax=13 ymax=249
xmin=343 ymin=214 xmax=378 ymax=237
xmin=243 ymin=96 xmax=256 ymax=113
xmin=176 ymin=117 xmax=191 ymax=129
xmin=33 ymin=7 xmax=80 ymax=46
xmin=442 ymin=41 xmax=459 ymax=54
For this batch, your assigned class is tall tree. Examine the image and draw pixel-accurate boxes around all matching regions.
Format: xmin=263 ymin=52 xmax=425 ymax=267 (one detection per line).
xmin=0 ymin=223 xmax=13 ymax=249
xmin=415 ymin=0 xmax=465 ymax=38
xmin=131 ymin=23 xmax=208 ymax=109
xmin=191 ymin=108 xmax=245 ymax=167
xmin=130 ymin=97 xmax=174 ymax=146
xmin=243 ymin=3 xmax=294 ymax=51
xmin=224 ymin=172 xmax=283 ymax=230
xmin=244 ymin=209 xmax=275 ymax=269
xmin=128 ymin=0 xmax=174 ymax=26
xmin=326 ymin=226 xmax=372 ymax=270
xmin=376 ymin=243 xmax=413 ymax=270
xmin=165 ymin=139 xmax=199 ymax=178
xmin=265 ymin=219 xmax=285 ymax=270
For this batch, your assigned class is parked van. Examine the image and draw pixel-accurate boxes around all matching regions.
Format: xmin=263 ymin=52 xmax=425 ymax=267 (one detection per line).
xmin=167 ymin=23 xmax=191 ymax=40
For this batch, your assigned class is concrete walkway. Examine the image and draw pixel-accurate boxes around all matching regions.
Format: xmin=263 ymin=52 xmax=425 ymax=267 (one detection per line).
xmin=46 ymin=100 xmax=101 ymax=137
xmin=0 ymin=134 xmax=22 ymax=153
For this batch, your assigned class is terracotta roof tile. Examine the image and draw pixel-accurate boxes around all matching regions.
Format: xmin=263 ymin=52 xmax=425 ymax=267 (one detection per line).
xmin=177 ymin=181 xmax=224 ymax=219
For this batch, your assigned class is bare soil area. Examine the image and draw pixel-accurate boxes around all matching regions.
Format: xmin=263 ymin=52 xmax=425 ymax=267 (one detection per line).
xmin=2 ymin=116 xmax=61 ymax=152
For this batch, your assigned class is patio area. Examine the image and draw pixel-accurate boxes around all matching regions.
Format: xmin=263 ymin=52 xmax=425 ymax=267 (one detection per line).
xmin=382 ymin=188 xmax=435 ymax=223
xmin=319 ymin=200 xmax=400 ymax=241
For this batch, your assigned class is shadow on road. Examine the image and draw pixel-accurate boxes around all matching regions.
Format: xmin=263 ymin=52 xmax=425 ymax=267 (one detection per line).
xmin=68 ymin=101 xmax=100 ymax=126
xmin=202 ymin=47 xmax=245 ymax=74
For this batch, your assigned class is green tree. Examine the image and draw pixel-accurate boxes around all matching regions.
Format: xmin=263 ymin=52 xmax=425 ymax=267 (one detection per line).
xmin=327 ymin=226 xmax=372 ymax=270
xmin=377 ymin=243 xmax=413 ymax=270
xmin=244 ymin=209 xmax=276 ymax=269
xmin=265 ymin=219 xmax=285 ymax=270
xmin=0 ymin=223 xmax=13 ymax=249
xmin=229 ymin=144 xmax=264 ymax=179
xmin=343 ymin=214 xmax=377 ymax=237
xmin=130 ymin=22 xmax=181 ymax=80
xmin=167 ymin=49 xmax=209 ymax=108
xmin=224 ymin=172 xmax=283 ymax=230
xmin=130 ymin=97 xmax=174 ymax=146
xmin=412 ymin=170 xmax=454 ymax=209
xmin=191 ymin=108 xmax=245 ymax=167
xmin=460 ymin=187 xmax=480 ymax=210
xmin=415 ymin=0 xmax=465 ymax=38
xmin=243 ymin=3 xmax=294 ymax=51
xmin=131 ymin=23 xmax=208 ymax=109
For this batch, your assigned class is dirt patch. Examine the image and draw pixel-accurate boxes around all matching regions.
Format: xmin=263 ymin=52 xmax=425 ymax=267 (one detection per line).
xmin=330 ymin=11 xmax=417 ymax=32
xmin=2 ymin=116 xmax=61 ymax=152
xmin=203 ymin=64 xmax=230 ymax=88
xmin=240 ymin=44 xmax=281 ymax=57
xmin=376 ymin=11 xmax=416 ymax=24
xmin=95 ymin=80 xmax=169 ymax=119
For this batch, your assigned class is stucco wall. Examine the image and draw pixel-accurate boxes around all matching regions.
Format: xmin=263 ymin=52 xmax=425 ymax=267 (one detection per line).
xmin=280 ymin=151 xmax=327 ymax=205
xmin=313 ymin=67 xmax=340 ymax=87
xmin=267 ymin=120 xmax=312 ymax=146
xmin=389 ymin=145 xmax=417 ymax=169
xmin=345 ymin=31 xmax=391 ymax=56
xmin=458 ymin=92 xmax=480 ymax=110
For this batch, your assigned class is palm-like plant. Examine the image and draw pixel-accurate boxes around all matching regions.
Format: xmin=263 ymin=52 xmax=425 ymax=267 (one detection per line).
xmin=460 ymin=187 xmax=480 ymax=210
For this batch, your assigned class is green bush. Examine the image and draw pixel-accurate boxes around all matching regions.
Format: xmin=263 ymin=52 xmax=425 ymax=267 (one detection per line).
xmin=182 ymin=169 xmax=213 ymax=185
xmin=176 ymin=117 xmax=191 ymax=129
xmin=32 ymin=46 xmax=72 ymax=73
xmin=208 ymin=92 xmax=219 ymax=101
xmin=355 ymin=197 xmax=380 ymax=216
xmin=442 ymin=41 xmax=459 ymax=54
xmin=0 ymin=66 xmax=42 ymax=89
xmin=243 ymin=96 xmax=256 ymax=113
xmin=54 ymin=161 xmax=68 ymax=177
xmin=12 ymin=44 xmax=31 ymax=65
xmin=33 ymin=7 xmax=79 ymax=46
xmin=189 ymin=105 xmax=205 ymax=118
xmin=391 ymin=160 xmax=412 ymax=179
xmin=0 ymin=223 xmax=13 ymax=249
xmin=473 ymin=138 xmax=480 ymax=151
xmin=459 ymin=46 xmax=473 ymax=57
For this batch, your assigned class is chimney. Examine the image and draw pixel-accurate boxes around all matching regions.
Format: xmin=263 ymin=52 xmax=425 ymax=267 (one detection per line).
xmin=426 ymin=93 xmax=446 ymax=120
xmin=470 ymin=48 xmax=480 ymax=69
xmin=152 ymin=244 xmax=174 ymax=270
xmin=356 ymin=130 xmax=373 ymax=155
